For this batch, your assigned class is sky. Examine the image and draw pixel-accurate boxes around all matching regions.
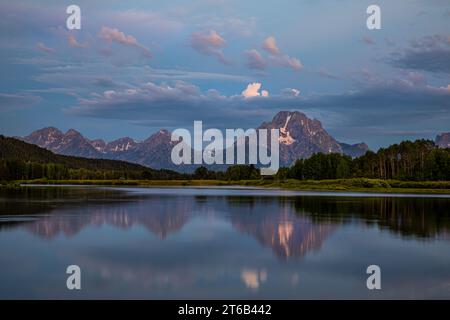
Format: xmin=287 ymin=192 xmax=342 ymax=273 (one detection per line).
xmin=0 ymin=0 xmax=449 ymax=149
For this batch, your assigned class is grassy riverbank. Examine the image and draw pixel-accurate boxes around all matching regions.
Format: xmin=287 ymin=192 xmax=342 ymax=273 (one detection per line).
xmin=5 ymin=178 xmax=450 ymax=194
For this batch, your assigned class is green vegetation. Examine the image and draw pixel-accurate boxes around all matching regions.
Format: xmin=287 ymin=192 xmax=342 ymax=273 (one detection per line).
xmin=0 ymin=135 xmax=186 ymax=180
xmin=11 ymin=178 xmax=450 ymax=194
xmin=1 ymin=135 xmax=450 ymax=193
xmin=239 ymin=178 xmax=450 ymax=193
xmin=282 ymin=140 xmax=450 ymax=181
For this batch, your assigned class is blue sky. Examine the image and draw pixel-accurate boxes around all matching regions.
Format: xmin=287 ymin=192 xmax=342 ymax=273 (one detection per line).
xmin=0 ymin=0 xmax=449 ymax=149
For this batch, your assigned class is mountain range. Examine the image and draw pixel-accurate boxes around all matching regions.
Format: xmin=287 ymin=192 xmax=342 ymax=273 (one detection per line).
xmin=436 ymin=133 xmax=450 ymax=149
xmin=21 ymin=111 xmax=369 ymax=171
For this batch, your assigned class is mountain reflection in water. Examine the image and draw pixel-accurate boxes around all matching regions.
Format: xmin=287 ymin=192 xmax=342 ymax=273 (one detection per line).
xmin=1 ymin=186 xmax=450 ymax=299
xmin=1 ymin=187 xmax=449 ymax=260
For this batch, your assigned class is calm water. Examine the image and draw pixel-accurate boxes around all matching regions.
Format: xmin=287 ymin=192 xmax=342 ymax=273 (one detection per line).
xmin=0 ymin=186 xmax=450 ymax=299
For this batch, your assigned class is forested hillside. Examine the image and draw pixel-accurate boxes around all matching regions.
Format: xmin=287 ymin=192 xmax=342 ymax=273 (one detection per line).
xmin=280 ymin=140 xmax=450 ymax=181
xmin=1 ymin=135 xmax=449 ymax=182
xmin=0 ymin=135 xmax=184 ymax=180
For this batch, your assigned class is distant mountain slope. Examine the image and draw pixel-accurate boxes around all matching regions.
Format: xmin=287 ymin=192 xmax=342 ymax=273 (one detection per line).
xmin=0 ymin=135 xmax=181 ymax=179
xmin=339 ymin=142 xmax=369 ymax=158
xmin=24 ymin=127 xmax=101 ymax=158
xmin=20 ymin=111 xmax=370 ymax=169
xmin=110 ymin=130 xmax=180 ymax=170
xmin=259 ymin=111 xmax=343 ymax=166
xmin=436 ymin=133 xmax=450 ymax=148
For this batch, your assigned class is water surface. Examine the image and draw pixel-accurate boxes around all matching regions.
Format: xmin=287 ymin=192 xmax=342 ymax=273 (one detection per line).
xmin=0 ymin=186 xmax=450 ymax=299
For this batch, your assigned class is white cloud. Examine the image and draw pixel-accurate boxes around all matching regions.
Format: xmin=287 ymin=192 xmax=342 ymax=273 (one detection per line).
xmin=103 ymin=90 xmax=116 ymax=99
xmin=281 ymin=88 xmax=300 ymax=97
xmin=66 ymin=79 xmax=450 ymax=146
xmin=242 ymin=82 xmax=269 ymax=98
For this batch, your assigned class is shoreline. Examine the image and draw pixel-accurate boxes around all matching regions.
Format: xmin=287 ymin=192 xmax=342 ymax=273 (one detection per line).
xmin=6 ymin=178 xmax=450 ymax=195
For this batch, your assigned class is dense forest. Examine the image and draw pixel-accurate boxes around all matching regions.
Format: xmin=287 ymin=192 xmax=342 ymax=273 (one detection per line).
xmin=0 ymin=135 xmax=185 ymax=180
xmin=1 ymin=135 xmax=449 ymax=182
xmin=195 ymin=139 xmax=450 ymax=181
xmin=277 ymin=139 xmax=450 ymax=181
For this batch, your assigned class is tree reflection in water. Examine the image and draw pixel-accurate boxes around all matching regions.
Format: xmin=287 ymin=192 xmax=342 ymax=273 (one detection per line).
xmin=1 ymin=187 xmax=449 ymax=261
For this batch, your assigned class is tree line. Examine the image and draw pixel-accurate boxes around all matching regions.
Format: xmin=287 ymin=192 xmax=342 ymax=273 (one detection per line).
xmin=1 ymin=135 xmax=449 ymax=181
xmin=0 ymin=135 xmax=183 ymax=181
xmin=277 ymin=139 xmax=450 ymax=181
xmin=194 ymin=140 xmax=450 ymax=181
xmin=0 ymin=160 xmax=183 ymax=181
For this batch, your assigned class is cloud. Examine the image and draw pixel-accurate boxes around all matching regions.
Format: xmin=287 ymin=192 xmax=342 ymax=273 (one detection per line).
xmin=66 ymin=76 xmax=450 ymax=148
xmin=51 ymin=27 xmax=87 ymax=49
xmin=245 ymin=49 xmax=267 ymax=70
xmin=67 ymin=34 xmax=86 ymax=48
xmin=388 ymin=34 xmax=450 ymax=74
xmin=66 ymin=81 xmax=283 ymax=128
xmin=192 ymin=15 xmax=257 ymax=38
xmin=385 ymin=38 xmax=396 ymax=47
xmin=405 ymin=71 xmax=426 ymax=86
xmin=24 ymin=88 xmax=79 ymax=97
xmin=362 ymin=36 xmax=375 ymax=45
xmin=98 ymin=26 xmax=152 ymax=58
xmin=281 ymin=88 xmax=300 ymax=97
xmin=268 ymin=54 xmax=302 ymax=70
xmin=318 ymin=68 xmax=339 ymax=79
xmin=28 ymin=59 xmax=251 ymax=95
xmin=409 ymin=34 xmax=450 ymax=49
xmin=241 ymin=83 xmax=269 ymax=98
xmin=427 ymin=83 xmax=450 ymax=93
xmin=190 ymin=30 xmax=228 ymax=64
xmin=260 ymin=36 xmax=303 ymax=70
xmin=262 ymin=36 xmax=281 ymax=55
xmin=98 ymin=47 xmax=113 ymax=57
xmin=0 ymin=3 xmax=62 ymax=41
xmin=0 ymin=93 xmax=41 ymax=110
xmin=36 ymin=42 xmax=54 ymax=54
xmin=93 ymin=77 xmax=120 ymax=88
xmin=112 ymin=9 xmax=183 ymax=35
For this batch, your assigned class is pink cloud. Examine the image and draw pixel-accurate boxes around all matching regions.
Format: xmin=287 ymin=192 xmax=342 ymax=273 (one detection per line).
xmin=67 ymin=34 xmax=86 ymax=48
xmin=269 ymin=54 xmax=302 ymax=70
xmin=190 ymin=30 xmax=228 ymax=64
xmin=98 ymin=26 xmax=152 ymax=58
xmin=241 ymin=82 xmax=269 ymax=98
xmin=36 ymin=42 xmax=54 ymax=54
xmin=246 ymin=49 xmax=267 ymax=70
xmin=262 ymin=36 xmax=280 ymax=55
xmin=260 ymin=36 xmax=303 ymax=71
xmin=362 ymin=36 xmax=375 ymax=45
